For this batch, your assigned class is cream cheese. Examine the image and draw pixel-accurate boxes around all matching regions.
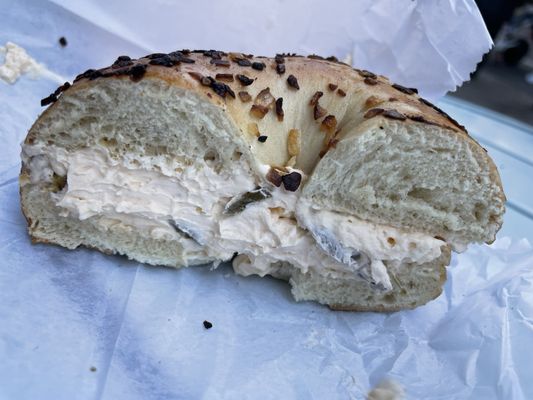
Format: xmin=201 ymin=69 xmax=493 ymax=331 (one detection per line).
xmin=22 ymin=143 xmax=445 ymax=289
xmin=0 ymin=42 xmax=65 ymax=84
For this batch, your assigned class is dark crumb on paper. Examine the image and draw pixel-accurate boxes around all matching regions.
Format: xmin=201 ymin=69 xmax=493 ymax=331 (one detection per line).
xmin=257 ymin=135 xmax=268 ymax=143
xmin=203 ymin=320 xmax=213 ymax=329
xmin=58 ymin=37 xmax=67 ymax=47
xmin=90 ymin=366 xmax=97 ymax=372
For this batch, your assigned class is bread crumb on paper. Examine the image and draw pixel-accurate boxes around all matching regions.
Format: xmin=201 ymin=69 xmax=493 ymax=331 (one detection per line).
xmin=0 ymin=42 xmax=65 ymax=84
xmin=367 ymin=379 xmax=404 ymax=400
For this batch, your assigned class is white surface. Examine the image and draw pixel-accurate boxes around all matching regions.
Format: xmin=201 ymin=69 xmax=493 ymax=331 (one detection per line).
xmin=1 ymin=1 xmax=533 ymax=399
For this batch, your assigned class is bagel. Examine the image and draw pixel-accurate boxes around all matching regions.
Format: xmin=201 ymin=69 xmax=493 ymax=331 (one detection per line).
xmin=19 ymin=50 xmax=505 ymax=311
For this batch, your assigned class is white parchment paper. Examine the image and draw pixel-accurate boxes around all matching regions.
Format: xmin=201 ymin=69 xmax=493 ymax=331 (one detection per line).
xmin=2 ymin=1 xmax=532 ymax=399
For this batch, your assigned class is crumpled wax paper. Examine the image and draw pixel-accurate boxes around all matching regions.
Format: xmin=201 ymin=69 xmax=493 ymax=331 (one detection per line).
xmin=49 ymin=0 xmax=492 ymax=100
xmin=3 ymin=1 xmax=532 ymax=399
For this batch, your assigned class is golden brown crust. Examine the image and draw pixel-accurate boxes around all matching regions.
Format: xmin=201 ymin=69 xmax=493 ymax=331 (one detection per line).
xmin=42 ymin=51 xmax=467 ymax=133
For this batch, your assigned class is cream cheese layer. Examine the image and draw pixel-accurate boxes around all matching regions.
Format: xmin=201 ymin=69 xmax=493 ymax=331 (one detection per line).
xmin=23 ymin=144 xmax=445 ymax=290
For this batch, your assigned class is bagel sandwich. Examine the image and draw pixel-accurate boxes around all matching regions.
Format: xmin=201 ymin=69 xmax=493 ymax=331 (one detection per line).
xmin=20 ymin=50 xmax=505 ymax=311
